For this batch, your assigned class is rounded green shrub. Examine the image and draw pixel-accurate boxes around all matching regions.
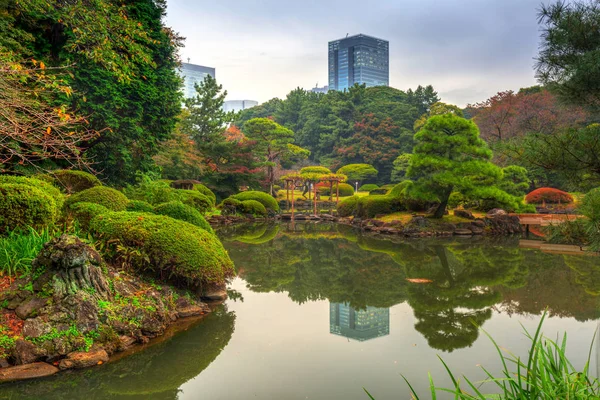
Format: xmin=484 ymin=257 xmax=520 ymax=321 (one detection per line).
xmin=65 ymin=186 xmax=129 ymax=211
xmin=52 ymin=170 xmax=102 ymax=194
xmin=369 ymin=188 xmax=388 ymax=195
xmin=219 ymin=198 xmax=243 ymax=216
xmin=126 ymin=200 xmax=155 ymax=213
xmin=319 ymin=183 xmax=355 ymax=197
xmin=124 ymin=180 xmax=177 ymax=205
xmin=154 ymin=201 xmax=213 ymax=233
xmin=357 ymin=195 xmax=402 ymax=218
xmin=67 ymin=202 xmax=109 ymax=230
xmin=90 ymin=212 xmax=234 ymax=286
xmin=389 ymin=181 xmax=430 ymax=211
xmin=0 ymin=175 xmax=64 ymax=209
xmin=177 ymin=190 xmax=212 ymax=214
xmin=240 ymin=200 xmax=267 ymax=217
xmin=359 ymin=184 xmax=379 ymax=192
xmin=193 ymin=184 xmax=216 ymax=206
xmin=337 ymin=196 xmax=359 ymax=217
xmin=231 ymin=191 xmax=279 ymax=212
xmin=0 ymin=183 xmax=58 ymax=233
xmin=299 ymin=166 xmax=332 ymax=174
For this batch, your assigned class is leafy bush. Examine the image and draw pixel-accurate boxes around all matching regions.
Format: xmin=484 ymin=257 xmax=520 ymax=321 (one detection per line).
xmin=154 ymin=201 xmax=213 ymax=233
xmin=526 ymin=188 xmax=574 ymax=204
xmin=67 ymin=202 xmax=109 ymax=231
xmin=52 ymin=170 xmax=102 ymax=194
xmin=0 ymin=175 xmax=64 ymax=208
xmin=337 ymin=196 xmax=359 ymax=217
xmin=193 ymin=184 xmax=216 ymax=206
xmin=336 ymin=164 xmax=378 ymax=182
xmin=389 ymin=181 xmax=431 ymax=211
xmin=90 ymin=212 xmax=234 ymax=287
xmin=357 ymin=195 xmax=402 ymax=218
xmin=319 ymin=183 xmax=355 ymax=197
xmin=231 ymin=191 xmax=280 ymax=212
xmin=369 ymin=188 xmax=388 ymax=195
xmin=448 ymin=192 xmax=464 ymax=209
xmin=177 ymin=190 xmax=212 ymax=214
xmin=240 ymin=200 xmax=267 ymax=217
xmin=359 ymin=184 xmax=379 ymax=192
xmin=0 ymin=184 xmax=58 ymax=233
xmin=544 ymin=219 xmax=588 ymax=245
xmin=65 ymin=186 xmax=130 ymax=211
xmin=579 ymin=188 xmax=600 ymax=251
xmin=219 ymin=198 xmax=243 ymax=216
xmin=126 ymin=200 xmax=155 ymax=213
xmin=124 ymin=179 xmax=177 ymax=205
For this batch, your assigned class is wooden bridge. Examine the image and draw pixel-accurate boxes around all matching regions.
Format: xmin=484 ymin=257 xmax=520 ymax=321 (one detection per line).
xmin=512 ymin=213 xmax=582 ymax=226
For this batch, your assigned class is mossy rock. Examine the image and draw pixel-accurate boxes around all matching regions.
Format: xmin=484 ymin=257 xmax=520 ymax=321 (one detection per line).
xmin=154 ymin=201 xmax=214 ymax=233
xmin=176 ymin=190 xmax=212 ymax=214
xmin=0 ymin=175 xmax=64 ymax=209
xmin=65 ymin=186 xmax=129 ymax=211
xmin=90 ymin=212 xmax=234 ymax=287
xmin=126 ymin=200 xmax=155 ymax=213
xmin=0 ymin=183 xmax=58 ymax=233
xmin=231 ymin=191 xmax=279 ymax=212
xmin=52 ymin=170 xmax=102 ymax=194
xmin=67 ymin=202 xmax=109 ymax=231
xmin=219 ymin=198 xmax=243 ymax=215
xmin=240 ymin=200 xmax=267 ymax=217
xmin=193 ymin=184 xmax=216 ymax=206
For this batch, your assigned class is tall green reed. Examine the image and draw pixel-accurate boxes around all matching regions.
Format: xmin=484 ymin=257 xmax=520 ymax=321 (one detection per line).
xmin=0 ymin=227 xmax=53 ymax=277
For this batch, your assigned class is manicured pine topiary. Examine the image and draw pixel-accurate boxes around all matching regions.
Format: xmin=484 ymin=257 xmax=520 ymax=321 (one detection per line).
xmin=154 ymin=201 xmax=214 ymax=233
xmin=0 ymin=175 xmax=64 ymax=208
xmin=0 ymin=183 xmax=58 ymax=233
xmin=67 ymin=202 xmax=109 ymax=231
xmin=240 ymin=200 xmax=267 ymax=217
xmin=231 ymin=191 xmax=280 ymax=212
xmin=52 ymin=170 xmax=102 ymax=194
xmin=65 ymin=186 xmax=130 ymax=211
xmin=89 ymin=212 xmax=235 ymax=287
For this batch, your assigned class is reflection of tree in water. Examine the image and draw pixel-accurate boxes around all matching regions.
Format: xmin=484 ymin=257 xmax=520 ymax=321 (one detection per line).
xmin=0 ymin=308 xmax=236 ymax=400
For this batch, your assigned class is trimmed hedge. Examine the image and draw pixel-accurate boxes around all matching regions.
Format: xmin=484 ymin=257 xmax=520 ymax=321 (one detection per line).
xmin=53 ymin=170 xmax=101 ymax=194
xmin=0 ymin=175 xmax=64 ymax=209
xmin=231 ymin=191 xmax=279 ymax=212
xmin=357 ymin=195 xmax=402 ymax=218
xmin=369 ymin=188 xmax=388 ymax=195
xmin=319 ymin=183 xmax=355 ymax=197
xmin=67 ymin=202 xmax=109 ymax=231
xmin=65 ymin=186 xmax=130 ymax=211
xmin=90 ymin=212 xmax=234 ymax=287
xmin=177 ymin=190 xmax=212 ymax=214
xmin=359 ymin=184 xmax=379 ymax=192
xmin=126 ymin=200 xmax=155 ymax=213
xmin=0 ymin=183 xmax=58 ymax=233
xmin=525 ymin=188 xmax=574 ymax=204
xmin=389 ymin=181 xmax=431 ymax=211
xmin=337 ymin=196 xmax=359 ymax=217
xmin=154 ymin=201 xmax=213 ymax=233
xmin=240 ymin=200 xmax=267 ymax=217
xmin=193 ymin=184 xmax=216 ymax=206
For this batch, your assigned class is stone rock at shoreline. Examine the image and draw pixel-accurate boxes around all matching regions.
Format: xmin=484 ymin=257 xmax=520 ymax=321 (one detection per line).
xmin=470 ymin=227 xmax=484 ymax=235
xmin=118 ymin=336 xmax=136 ymax=350
xmin=58 ymin=350 xmax=109 ymax=370
xmin=15 ymin=297 xmax=49 ymax=320
xmin=454 ymin=229 xmax=473 ymax=236
xmin=177 ymin=304 xmax=209 ymax=318
xmin=410 ymin=216 xmax=430 ymax=227
xmin=486 ymin=208 xmax=507 ymax=218
xmin=438 ymin=223 xmax=456 ymax=232
xmin=22 ymin=318 xmax=53 ymax=338
xmin=202 ymin=289 xmax=227 ymax=301
xmin=485 ymin=215 xmax=522 ymax=235
xmin=454 ymin=210 xmax=475 ymax=220
xmin=472 ymin=219 xmax=486 ymax=228
xmin=0 ymin=362 xmax=59 ymax=383
xmin=13 ymin=340 xmax=48 ymax=365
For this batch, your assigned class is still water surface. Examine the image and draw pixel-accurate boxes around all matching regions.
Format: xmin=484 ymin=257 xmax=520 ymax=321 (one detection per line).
xmin=2 ymin=222 xmax=600 ymax=399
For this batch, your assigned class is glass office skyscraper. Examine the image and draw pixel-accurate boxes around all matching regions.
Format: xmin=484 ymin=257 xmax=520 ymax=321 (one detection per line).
xmin=180 ymin=62 xmax=216 ymax=98
xmin=328 ymin=34 xmax=389 ymax=91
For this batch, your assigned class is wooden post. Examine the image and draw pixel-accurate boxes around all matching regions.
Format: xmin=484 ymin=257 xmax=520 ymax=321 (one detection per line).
xmin=308 ymin=182 xmax=311 ymax=201
xmin=336 ymin=181 xmax=340 ymax=204
xmin=286 ymin=180 xmax=290 ymax=212
xmin=313 ymin=182 xmax=317 ymax=216
xmin=291 ymin=180 xmax=295 ymax=222
xmin=329 ymin=181 xmax=333 ymax=202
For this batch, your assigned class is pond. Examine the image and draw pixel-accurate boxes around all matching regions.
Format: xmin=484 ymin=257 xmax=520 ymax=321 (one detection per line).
xmin=2 ymin=222 xmax=600 ymax=399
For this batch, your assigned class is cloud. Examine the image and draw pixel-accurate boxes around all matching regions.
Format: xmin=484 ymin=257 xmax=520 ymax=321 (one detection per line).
xmin=166 ymin=0 xmax=544 ymax=106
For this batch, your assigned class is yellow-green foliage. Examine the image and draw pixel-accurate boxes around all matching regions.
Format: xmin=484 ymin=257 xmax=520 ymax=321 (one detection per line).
xmin=337 ymin=196 xmax=359 ymax=217
xmin=90 ymin=212 xmax=234 ymax=286
xmin=193 ymin=184 xmax=216 ymax=206
xmin=299 ymin=166 xmax=331 ymax=175
xmin=319 ymin=183 xmax=355 ymax=197
xmin=65 ymin=186 xmax=129 ymax=211
xmin=67 ymin=202 xmax=109 ymax=231
xmin=154 ymin=201 xmax=213 ymax=233
xmin=231 ymin=191 xmax=279 ymax=212
xmin=53 ymin=170 xmax=102 ymax=194
xmin=0 ymin=184 xmax=58 ymax=233
xmin=240 ymin=200 xmax=267 ymax=217
xmin=126 ymin=200 xmax=155 ymax=213
xmin=0 ymin=175 xmax=64 ymax=208
xmin=177 ymin=190 xmax=212 ymax=214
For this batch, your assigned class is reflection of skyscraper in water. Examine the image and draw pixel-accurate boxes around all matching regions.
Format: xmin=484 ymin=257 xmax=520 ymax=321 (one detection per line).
xmin=330 ymin=303 xmax=390 ymax=341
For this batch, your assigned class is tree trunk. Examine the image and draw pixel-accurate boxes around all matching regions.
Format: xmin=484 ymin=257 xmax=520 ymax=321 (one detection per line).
xmin=434 ymin=190 xmax=452 ymax=219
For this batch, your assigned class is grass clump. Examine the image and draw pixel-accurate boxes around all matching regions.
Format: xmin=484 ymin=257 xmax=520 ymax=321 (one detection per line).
xmin=0 ymin=228 xmax=53 ymax=277
xmin=90 ymin=212 xmax=234 ymax=288
xmin=52 ymin=170 xmax=102 ymax=194
xmin=231 ymin=191 xmax=279 ymax=212
xmin=0 ymin=183 xmax=59 ymax=233
xmin=65 ymin=186 xmax=130 ymax=211
xmin=154 ymin=201 xmax=213 ymax=233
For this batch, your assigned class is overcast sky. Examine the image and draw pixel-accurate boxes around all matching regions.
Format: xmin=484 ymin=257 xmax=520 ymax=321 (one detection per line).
xmin=165 ymin=0 xmax=545 ymax=106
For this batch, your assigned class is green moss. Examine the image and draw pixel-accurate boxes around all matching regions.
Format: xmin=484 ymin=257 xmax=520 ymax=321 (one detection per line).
xmin=231 ymin=191 xmax=279 ymax=212
xmin=193 ymin=184 xmax=216 ymax=205
xmin=67 ymin=202 xmax=109 ymax=231
xmin=90 ymin=212 xmax=234 ymax=287
xmin=126 ymin=200 xmax=155 ymax=213
xmin=52 ymin=170 xmax=102 ymax=194
xmin=176 ymin=190 xmax=212 ymax=214
xmin=65 ymin=186 xmax=129 ymax=211
xmin=0 ymin=175 xmax=64 ymax=208
xmin=0 ymin=183 xmax=58 ymax=233
xmin=154 ymin=201 xmax=214 ymax=233
xmin=240 ymin=200 xmax=267 ymax=217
